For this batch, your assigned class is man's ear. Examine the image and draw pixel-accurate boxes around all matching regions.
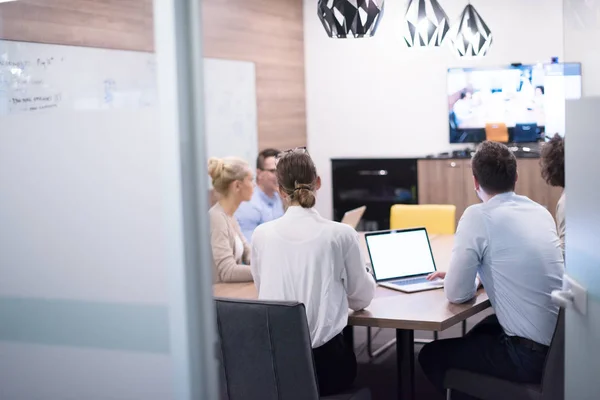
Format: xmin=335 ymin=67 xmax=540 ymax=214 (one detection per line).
xmin=473 ymin=175 xmax=480 ymax=191
xmin=316 ymin=176 xmax=322 ymax=191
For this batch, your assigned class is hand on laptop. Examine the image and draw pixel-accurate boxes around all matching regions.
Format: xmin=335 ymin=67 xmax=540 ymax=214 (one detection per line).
xmin=427 ymin=271 xmax=446 ymax=281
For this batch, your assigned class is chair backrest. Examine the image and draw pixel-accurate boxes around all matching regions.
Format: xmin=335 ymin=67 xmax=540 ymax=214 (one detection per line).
xmin=390 ymin=204 xmax=456 ymax=234
xmin=541 ymin=308 xmax=565 ymax=399
xmin=215 ymin=298 xmax=320 ymax=400
xmin=485 ymin=122 xmax=509 ymax=143
xmin=514 ymin=123 xmax=539 ymax=143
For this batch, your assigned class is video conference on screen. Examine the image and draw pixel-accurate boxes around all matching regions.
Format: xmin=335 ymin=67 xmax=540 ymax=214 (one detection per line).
xmin=448 ymin=63 xmax=581 ymax=144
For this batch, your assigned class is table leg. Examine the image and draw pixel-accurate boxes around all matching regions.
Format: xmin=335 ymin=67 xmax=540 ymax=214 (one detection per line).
xmin=396 ymin=329 xmax=415 ymax=400
xmin=343 ymin=325 xmax=354 ymax=350
xmin=367 ymin=326 xmax=397 ymax=358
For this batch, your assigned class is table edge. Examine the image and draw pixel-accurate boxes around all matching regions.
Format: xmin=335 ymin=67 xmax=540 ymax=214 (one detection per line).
xmin=348 ymin=299 xmax=492 ymax=332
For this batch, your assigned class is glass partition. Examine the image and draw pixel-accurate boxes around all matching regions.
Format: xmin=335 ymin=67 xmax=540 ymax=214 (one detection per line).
xmin=562 ymin=1 xmax=600 ymax=398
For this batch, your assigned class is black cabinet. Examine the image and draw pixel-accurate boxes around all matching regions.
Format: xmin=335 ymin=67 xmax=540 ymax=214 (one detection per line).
xmin=331 ymin=158 xmax=418 ymax=231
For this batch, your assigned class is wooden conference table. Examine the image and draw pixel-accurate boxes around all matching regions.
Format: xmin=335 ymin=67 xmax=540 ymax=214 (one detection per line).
xmin=213 ymin=235 xmax=491 ymax=400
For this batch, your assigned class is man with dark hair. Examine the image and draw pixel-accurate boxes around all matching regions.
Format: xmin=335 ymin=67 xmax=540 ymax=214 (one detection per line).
xmin=471 ymin=140 xmax=518 ymax=194
xmin=235 ymin=148 xmax=284 ymax=241
xmin=419 ymin=141 xmax=564 ymax=399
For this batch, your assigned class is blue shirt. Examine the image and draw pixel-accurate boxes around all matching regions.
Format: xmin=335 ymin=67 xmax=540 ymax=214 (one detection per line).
xmin=235 ymin=188 xmax=285 ymax=242
xmin=445 ymin=192 xmax=564 ymax=346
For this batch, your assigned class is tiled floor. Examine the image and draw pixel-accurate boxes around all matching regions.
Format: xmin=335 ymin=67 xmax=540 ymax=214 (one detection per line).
xmin=352 ymin=309 xmax=494 ymax=400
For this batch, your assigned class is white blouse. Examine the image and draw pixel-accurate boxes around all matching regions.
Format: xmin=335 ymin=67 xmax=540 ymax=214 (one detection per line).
xmin=233 ymin=234 xmax=244 ymax=264
xmin=556 ymin=191 xmax=566 ymax=257
xmin=251 ymin=206 xmax=376 ymax=348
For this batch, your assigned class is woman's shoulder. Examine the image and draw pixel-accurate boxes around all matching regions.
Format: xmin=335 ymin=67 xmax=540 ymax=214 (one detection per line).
xmin=252 ymin=217 xmax=278 ymax=241
xmin=209 ymin=204 xmax=223 ymax=219
xmin=208 ymin=204 xmax=231 ymax=228
xmin=556 ymin=191 xmax=566 ymax=217
xmin=321 ymin=219 xmax=358 ymax=242
xmin=324 ymin=222 xmax=361 ymax=254
xmin=558 ymin=191 xmax=566 ymax=206
xmin=209 ymin=202 xmax=222 ymax=214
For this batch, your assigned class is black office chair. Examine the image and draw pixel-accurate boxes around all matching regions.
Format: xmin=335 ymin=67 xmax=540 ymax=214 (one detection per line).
xmin=444 ymin=308 xmax=565 ymax=400
xmin=215 ymin=298 xmax=371 ymax=400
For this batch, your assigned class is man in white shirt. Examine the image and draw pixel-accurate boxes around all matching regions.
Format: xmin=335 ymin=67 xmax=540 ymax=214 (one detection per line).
xmin=418 ymin=141 xmax=564 ymax=398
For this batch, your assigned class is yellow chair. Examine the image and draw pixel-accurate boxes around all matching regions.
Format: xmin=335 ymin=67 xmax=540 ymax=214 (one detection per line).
xmin=485 ymin=122 xmax=509 ymax=143
xmin=390 ymin=204 xmax=456 ymax=234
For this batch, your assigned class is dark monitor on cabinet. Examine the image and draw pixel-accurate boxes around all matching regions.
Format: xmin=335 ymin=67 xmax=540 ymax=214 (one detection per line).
xmin=331 ymin=158 xmax=418 ymax=231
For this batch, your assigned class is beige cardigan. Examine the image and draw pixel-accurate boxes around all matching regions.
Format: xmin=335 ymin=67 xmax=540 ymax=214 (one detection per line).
xmin=209 ymin=203 xmax=253 ymax=283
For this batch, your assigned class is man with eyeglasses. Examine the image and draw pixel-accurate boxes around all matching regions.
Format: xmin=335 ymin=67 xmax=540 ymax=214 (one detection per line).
xmin=235 ymin=148 xmax=285 ymax=242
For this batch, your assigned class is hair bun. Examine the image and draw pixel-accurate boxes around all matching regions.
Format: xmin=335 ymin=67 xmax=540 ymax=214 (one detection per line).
xmin=296 ymin=188 xmax=316 ymax=208
xmin=208 ymin=157 xmax=225 ymax=181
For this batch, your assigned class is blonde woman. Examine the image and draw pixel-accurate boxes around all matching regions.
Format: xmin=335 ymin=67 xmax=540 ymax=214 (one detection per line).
xmin=208 ymin=157 xmax=255 ymax=282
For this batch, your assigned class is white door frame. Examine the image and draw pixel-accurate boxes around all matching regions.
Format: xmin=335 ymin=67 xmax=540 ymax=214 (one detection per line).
xmin=154 ymin=0 xmax=219 ymax=399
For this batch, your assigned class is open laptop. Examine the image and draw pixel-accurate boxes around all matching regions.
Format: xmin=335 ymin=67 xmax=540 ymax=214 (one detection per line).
xmin=340 ymin=206 xmax=366 ymax=230
xmin=365 ymin=227 xmax=444 ymax=293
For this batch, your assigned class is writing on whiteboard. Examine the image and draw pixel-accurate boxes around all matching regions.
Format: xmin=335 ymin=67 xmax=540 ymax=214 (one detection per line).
xmin=0 ymin=60 xmax=30 ymax=69
xmin=0 ymin=40 xmax=158 ymax=115
xmin=10 ymin=93 xmax=62 ymax=112
xmin=36 ymin=56 xmax=59 ymax=69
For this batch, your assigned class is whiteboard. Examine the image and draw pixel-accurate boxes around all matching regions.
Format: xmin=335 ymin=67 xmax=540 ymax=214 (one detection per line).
xmin=0 ymin=40 xmax=165 ymax=303
xmin=0 ymin=41 xmax=258 ymax=164
xmin=0 ymin=40 xmax=258 ymax=302
xmin=0 ymin=41 xmax=158 ymax=113
xmin=203 ymin=59 xmax=258 ymax=169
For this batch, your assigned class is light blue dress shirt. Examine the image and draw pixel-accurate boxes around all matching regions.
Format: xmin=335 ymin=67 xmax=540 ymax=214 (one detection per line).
xmin=445 ymin=192 xmax=564 ymax=346
xmin=235 ymin=188 xmax=285 ymax=242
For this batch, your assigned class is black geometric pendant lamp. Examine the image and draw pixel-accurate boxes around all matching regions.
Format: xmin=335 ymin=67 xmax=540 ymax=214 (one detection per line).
xmin=318 ymin=0 xmax=384 ymax=38
xmin=403 ymin=0 xmax=451 ymax=47
xmin=451 ymin=3 xmax=493 ymax=57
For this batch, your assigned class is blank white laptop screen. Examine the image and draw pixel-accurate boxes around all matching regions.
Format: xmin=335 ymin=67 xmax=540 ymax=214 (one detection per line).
xmin=366 ymin=229 xmax=436 ymax=280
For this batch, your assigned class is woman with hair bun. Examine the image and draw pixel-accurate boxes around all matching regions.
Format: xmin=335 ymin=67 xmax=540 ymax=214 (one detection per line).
xmin=207 ymin=157 xmax=254 ymax=282
xmin=250 ymin=148 xmax=375 ymax=396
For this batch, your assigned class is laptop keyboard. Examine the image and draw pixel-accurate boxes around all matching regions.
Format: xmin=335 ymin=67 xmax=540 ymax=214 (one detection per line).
xmin=391 ymin=277 xmax=429 ymax=286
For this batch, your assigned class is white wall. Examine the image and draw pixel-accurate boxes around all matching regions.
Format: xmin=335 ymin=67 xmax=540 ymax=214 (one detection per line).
xmin=304 ymin=0 xmax=564 ymax=219
xmin=563 ymin=0 xmax=600 ymax=96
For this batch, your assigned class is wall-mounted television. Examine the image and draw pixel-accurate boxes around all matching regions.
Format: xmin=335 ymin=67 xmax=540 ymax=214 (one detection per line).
xmin=448 ymin=63 xmax=582 ymax=143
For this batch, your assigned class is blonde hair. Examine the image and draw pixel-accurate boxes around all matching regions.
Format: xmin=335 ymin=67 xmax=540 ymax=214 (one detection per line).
xmin=207 ymin=157 xmax=250 ymax=195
